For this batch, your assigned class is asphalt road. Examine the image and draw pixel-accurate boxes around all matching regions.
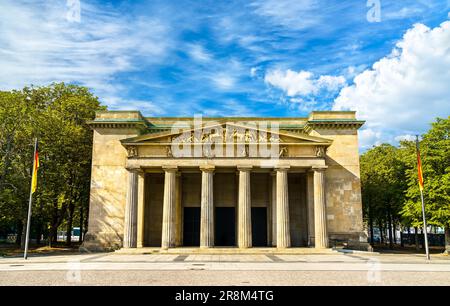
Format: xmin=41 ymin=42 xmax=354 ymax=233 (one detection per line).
xmin=1 ymin=252 xmax=449 ymax=286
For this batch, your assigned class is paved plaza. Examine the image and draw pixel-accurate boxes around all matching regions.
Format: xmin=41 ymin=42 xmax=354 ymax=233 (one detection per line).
xmin=1 ymin=251 xmax=449 ymax=285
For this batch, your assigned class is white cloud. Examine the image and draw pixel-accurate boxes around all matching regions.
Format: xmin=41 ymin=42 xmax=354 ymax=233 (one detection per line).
xmin=334 ymin=21 xmax=450 ymax=148
xmin=104 ymin=97 xmax=165 ymax=116
xmin=316 ymin=75 xmax=346 ymax=92
xmin=206 ymin=59 xmax=245 ymax=91
xmin=187 ymin=44 xmax=212 ymax=62
xmin=250 ymin=0 xmax=320 ymax=30
xmin=359 ymin=128 xmax=382 ymax=149
xmin=395 ymin=134 xmax=416 ymax=142
xmin=250 ymin=67 xmax=260 ymax=77
xmin=384 ymin=7 xmax=424 ymax=20
xmin=264 ymin=69 xmax=345 ymax=97
xmin=213 ymin=74 xmax=236 ymax=90
xmin=0 ymin=0 xmax=171 ymax=101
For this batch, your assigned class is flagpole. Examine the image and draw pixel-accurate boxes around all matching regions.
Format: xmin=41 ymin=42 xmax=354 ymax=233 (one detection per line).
xmin=24 ymin=138 xmax=38 ymax=260
xmin=416 ymin=135 xmax=430 ymax=261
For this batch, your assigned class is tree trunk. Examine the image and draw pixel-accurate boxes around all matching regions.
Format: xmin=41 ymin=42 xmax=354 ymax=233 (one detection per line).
xmin=393 ymin=222 xmax=397 ymax=245
xmin=445 ymin=227 xmax=450 ymax=254
xmin=79 ymin=204 xmax=84 ymax=242
xmin=420 ymin=228 xmax=425 ymax=250
xmin=414 ymin=227 xmax=419 ymax=251
xmin=379 ymin=221 xmax=384 ymax=244
xmin=49 ymin=208 xmax=58 ymax=248
xmin=20 ymin=220 xmax=27 ymax=249
xmin=66 ymin=200 xmax=75 ymax=246
xmin=369 ymin=206 xmax=374 ymax=245
xmin=387 ymin=209 xmax=393 ymax=249
xmin=369 ymin=219 xmax=374 ymax=245
xmin=15 ymin=219 xmax=23 ymax=245
xmin=36 ymin=222 xmax=41 ymax=245
xmin=35 ymin=199 xmax=44 ymax=245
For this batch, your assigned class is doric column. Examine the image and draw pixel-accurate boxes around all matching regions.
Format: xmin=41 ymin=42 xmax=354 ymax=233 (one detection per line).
xmin=306 ymin=171 xmax=315 ymax=247
xmin=200 ymin=165 xmax=215 ymax=248
xmin=161 ymin=166 xmax=177 ymax=249
xmin=276 ymin=166 xmax=291 ymax=248
xmin=271 ymin=172 xmax=277 ymax=247
xmin=137 ymin=171 xmax=145 ymax=248
xmin=313 ymin=166 xmax=329 ymax=248
xmin=175 ymin=173 xmax=182 ymax=247
xmin=238 ymin=166 xmax=252 ymax=248
xmin=123 ymin=168 xmax=139 ymax=248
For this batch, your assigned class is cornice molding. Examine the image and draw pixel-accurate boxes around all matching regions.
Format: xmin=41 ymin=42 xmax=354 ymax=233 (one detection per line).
xmin=304 ymin=120 xmax=365 ymax=133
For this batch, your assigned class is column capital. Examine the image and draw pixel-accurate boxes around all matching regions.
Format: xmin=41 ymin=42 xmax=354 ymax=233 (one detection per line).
xmin=274 ymin=165 xmax=290 ymax=172
xmin=125 ymin=166 xmax=143 ymax=174
xmin=312 ymin=165 xmax=328 ymax=172
xmin=162 ymin=165 xmax=178 ymax=172
xmin=200 ymin=165 xmax=215 ymax=172
xmin=237 ymin=165 xmax=253 ymax=172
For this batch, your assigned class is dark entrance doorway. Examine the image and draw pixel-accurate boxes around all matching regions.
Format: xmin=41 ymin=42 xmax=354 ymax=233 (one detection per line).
xmin=183 ymin=207 xmax=200 ymax=246
xmin=215 ymin=207 xmax=236 ymax=246
xmin=252 ymin=207 xmax=267 ymax=247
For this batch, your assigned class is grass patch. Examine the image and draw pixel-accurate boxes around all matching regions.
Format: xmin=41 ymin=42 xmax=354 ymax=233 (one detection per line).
xmin=0 ymin=243 xmax=81 ymax=257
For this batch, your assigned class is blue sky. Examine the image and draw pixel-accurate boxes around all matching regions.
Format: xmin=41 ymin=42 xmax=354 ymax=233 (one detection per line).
xmin=1 ymin=0 xmax=449 ymax=149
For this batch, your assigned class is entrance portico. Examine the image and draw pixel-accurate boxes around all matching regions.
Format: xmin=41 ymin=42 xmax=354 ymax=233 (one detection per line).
xmin=123 ymin=163 xmax=328 ymax=250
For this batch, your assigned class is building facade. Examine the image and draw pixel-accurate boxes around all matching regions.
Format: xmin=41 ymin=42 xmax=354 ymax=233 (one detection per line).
xmin=82 ymin=110 xmax=369 ymax=251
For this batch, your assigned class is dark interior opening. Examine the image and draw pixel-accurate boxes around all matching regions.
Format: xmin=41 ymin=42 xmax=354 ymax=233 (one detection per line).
xmin=251 ymin=207 xmax=268 ymax=247
xmin=215 ymin=207 xmax=236 ymax=246
xmin=144 ymin=173 xmax=164 ymax=247
xmin=183 ymin=207 xmax=200 ymax=246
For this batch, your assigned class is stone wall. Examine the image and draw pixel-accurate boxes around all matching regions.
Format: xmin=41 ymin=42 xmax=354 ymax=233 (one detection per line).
xmin=309 ymin=128 xmax=368 ymax=248
xmin=81 ymin=128 xmax=139 ymax=251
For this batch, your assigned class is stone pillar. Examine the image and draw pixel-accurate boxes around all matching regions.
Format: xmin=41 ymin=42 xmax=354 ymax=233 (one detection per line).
xmin=313 ymin=166 xmax=329 ymax=248
xmin=238 ymin=166 xmax=252 ymax=248
xmin=175 ymin=173 xmax=182 ymax=247
xmin=123 ymin=168 xmax=139 ymax=248
xmin=271 ymin=172 xmax=277 ymax=247
xmin=306 ymin=171 xmax=315 ymax=247
xmin=161 ymin=166 xmax=177 ymax=249
xmin=137 ymin=171 xmax=145 ymax=248
xmin=200 ymin=166 xmax=214 ymax=248
xmin=276 ymin=166 xmax=291 ymax=248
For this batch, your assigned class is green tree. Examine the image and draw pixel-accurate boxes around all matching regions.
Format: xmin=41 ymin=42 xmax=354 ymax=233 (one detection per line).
xmin=401 ymin=117 xmax=450 ymax=253
xmin=0 ymin=83 xmax=105 ymax=247
xmin=360 ymin=144 xmax=408 ymax=248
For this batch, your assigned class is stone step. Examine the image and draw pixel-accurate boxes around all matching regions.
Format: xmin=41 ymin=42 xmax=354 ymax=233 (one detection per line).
xmin=115 ymin=247 xmax=338 ymax=255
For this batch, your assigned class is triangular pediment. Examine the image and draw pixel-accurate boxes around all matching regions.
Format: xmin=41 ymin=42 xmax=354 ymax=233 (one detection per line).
xmin=121 ymin=122 xmax=332 ymax=145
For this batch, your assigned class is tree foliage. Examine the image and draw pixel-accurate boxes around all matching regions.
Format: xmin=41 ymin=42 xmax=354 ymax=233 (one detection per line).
xmin=360 ymin=116 xmax=450 ymax=251
xmin=0 ymin=83 xmax=105 ymax=246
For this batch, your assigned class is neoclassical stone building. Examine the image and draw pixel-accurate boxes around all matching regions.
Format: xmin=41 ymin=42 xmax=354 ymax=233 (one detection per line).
xmin=82 ymin=110 xmax=369 ymax=251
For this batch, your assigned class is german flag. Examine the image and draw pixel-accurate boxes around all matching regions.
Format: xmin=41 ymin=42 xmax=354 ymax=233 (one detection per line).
xmin=31 ymin=141 xmax=39 ymax=194
xmin=416 ymin=140 xmax=424 ymax=191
